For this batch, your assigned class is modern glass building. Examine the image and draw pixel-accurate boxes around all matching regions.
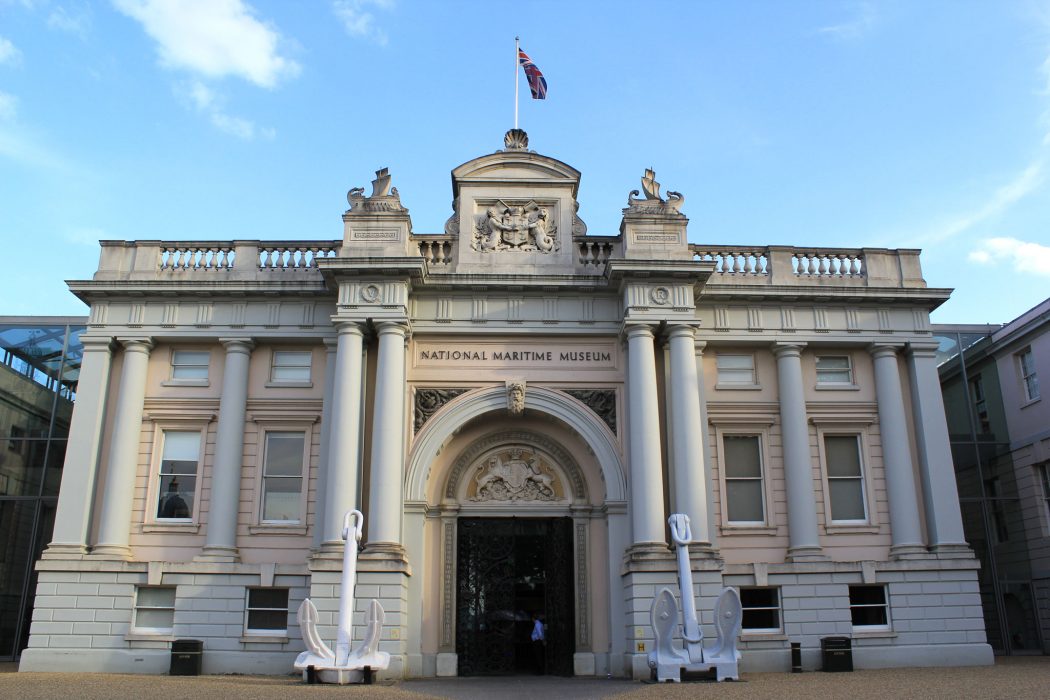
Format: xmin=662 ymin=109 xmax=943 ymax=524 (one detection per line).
xmin=0 ymin=318 xmax=85 ymax=660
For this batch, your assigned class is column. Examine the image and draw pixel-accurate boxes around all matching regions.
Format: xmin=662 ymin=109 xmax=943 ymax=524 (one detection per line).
xmin=773 ymin=343 xmax=823 ymax=560
xmin=199 ymin=338 xmax=253 ymax=561
xmin=312 ymin=339 xmax=338 ymax=549
xmin=906 ymin=342 xmax=968 ymax=551
xmin=321 ymin=322 xmax=365 ymax=549
xmin=367 ymin=322 xmax=408 ymax=550
xmin=694 ymin=340 xmax=718 ymax=551
xmin=93 ymin=337 xmax=153 ymax=559
xmin=45 ymin=337 xmax=114 ymax=557
xmin=666 ymin=325 xmax=710 ymax=545
xmin=626 ymin=324 xmax=665 ymax=546
xmin=870 ymin=344 xmax=925 ymax=557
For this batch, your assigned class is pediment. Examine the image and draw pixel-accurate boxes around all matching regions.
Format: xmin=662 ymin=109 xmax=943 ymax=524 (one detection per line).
xmin=452 ymin=151 xmax=581 ymax=198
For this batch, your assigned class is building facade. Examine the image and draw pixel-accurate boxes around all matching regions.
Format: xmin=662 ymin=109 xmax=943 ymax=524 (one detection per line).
xmin=936 ymin=298 xmax=1050 ymax=654
xmin=20 ymin=133 xmax=992 ymax=677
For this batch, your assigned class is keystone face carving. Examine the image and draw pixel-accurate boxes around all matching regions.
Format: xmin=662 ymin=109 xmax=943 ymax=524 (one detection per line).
xmin=506 ymin=379 xmax=526 ymax=415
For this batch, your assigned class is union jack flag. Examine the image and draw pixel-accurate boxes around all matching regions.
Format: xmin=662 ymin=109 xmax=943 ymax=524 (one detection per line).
xmin=518 ymin=48 xmax=547 ymax=100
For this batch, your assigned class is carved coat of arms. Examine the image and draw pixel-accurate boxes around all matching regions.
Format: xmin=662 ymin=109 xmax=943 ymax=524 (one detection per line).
xmin=471 ymin=449 xmax=558 ymax=502
xmin=472 ymin=201 xmax=558 ymax=253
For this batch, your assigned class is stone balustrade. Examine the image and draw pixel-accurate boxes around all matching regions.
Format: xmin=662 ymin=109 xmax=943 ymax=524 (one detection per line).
xmin=414 ymin=236 xmax=454 ymax=266
xmin=576 ymin=236 xmax=620 ymax=268
xmin=692 ymin=246 xmax=769 ymax=275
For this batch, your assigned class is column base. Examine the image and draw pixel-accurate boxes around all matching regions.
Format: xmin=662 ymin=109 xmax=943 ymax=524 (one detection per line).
xmin=786 ymin=545 xmax=828 ymax=562
xmin=40 ymin=543 xmax=89 ymax=560
xmin=89 ymin=544 xmax=133 ymax=560
xmin=360 ymin=542 xmax=412 ymax=574
xmin=194 ymin=545 xmax=240 ymax=563
xmin=928 ymin=543 xmax=975 ymax=559
xmin=889 ymin=543 xmax=929 ymax=560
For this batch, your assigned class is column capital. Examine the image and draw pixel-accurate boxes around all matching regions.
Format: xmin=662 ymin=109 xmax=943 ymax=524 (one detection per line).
xmin=868 ymin=342 xmax=904 ymax=359
xmin=771 ymin=341 xmax=806 ymax=358
xmin=117 ymin=336 xmax=154 ymax=353
xmin=905 ymin=341 xmax=940 ymax=358
xmin=79 ymin=336 xmax=116 ymax=353
xmin=334 ymin=320 xmax=365 ymax=337
xmin=694 ymin=339 xmax=707 ymax=355
xmin=665 ymin=324 xmax=698 ymax=341
xmin=218 ymin=337 xmax=255 ymax=353
xmin=623 ymin=323 xmax=656 ymax=341
xmin=323 ymin=336 xmax=339 ymax=351
xmin=375 ymin=320 xmax=410 ymax=338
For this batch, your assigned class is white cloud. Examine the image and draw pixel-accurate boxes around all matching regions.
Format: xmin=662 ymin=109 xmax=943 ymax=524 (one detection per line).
xmin=112 ymin=0 xmax=299 ymax=88
xmin=332 ymin=0 xmax=393 ymax=46
xmin=210 ymin=112 xmax=274 ymax=141
xmin=0 ymin=36 xmax=22 ymax=66
xmin=47 ymin=5 xmax=92 ymax=37
xmin=177 ymin=80 xmax=274 ymax=141
xmin=969 ymin=237 xmax=1050 ymax=276
xmin=818 ymin=2 xmax=877 ymax=41
xmin=0 ymin=91 xmax=16 ymax=120
xmin=926 ymin=161 xmax=1045 ymax=244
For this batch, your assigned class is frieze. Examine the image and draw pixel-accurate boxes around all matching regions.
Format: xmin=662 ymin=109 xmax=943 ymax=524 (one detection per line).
xmin=563 ymin=389 xmax=617 ymax=434
xmin=414 ymin=388 xmax=468 ymax=433
xmin=416 ymin=344 xmax=615 ymax=368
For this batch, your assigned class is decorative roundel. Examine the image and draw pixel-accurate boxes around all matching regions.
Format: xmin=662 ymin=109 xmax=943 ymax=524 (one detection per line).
xmin=650 ymin=286 xmax=671 ymax=305
xmin=361 ymin=284 xmax=381 ymax=303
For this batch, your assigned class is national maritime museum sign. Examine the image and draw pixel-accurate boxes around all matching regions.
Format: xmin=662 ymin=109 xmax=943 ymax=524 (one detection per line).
xmin=20 ymin=130 xmax=992 ymax=679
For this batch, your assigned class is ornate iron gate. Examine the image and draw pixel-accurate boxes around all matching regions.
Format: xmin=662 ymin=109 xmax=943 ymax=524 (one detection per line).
xmin=456 ymin=518 xmax=575 ymax=676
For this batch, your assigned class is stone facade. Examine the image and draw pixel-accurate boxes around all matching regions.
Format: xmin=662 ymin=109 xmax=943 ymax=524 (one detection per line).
xmin=20 ymin=132 xmax=993 ymax=677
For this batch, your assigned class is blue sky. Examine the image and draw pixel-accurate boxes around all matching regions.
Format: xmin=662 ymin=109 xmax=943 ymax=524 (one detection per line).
xmin=1 ymin=0 xmax=1049 ymax=324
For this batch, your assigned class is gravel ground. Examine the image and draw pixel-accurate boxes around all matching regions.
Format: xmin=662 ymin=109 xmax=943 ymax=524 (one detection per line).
xmin=1 ymin=657 xmax=1048 ymax=700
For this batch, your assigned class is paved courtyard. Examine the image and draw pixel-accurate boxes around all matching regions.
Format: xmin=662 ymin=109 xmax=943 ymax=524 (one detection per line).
xmin=1 ymin=657 xmax=1048 ymax=699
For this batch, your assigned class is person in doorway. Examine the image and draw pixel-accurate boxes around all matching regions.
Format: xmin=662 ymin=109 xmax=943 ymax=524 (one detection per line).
xmin=531 ymin=612 xmax=546 ymax=675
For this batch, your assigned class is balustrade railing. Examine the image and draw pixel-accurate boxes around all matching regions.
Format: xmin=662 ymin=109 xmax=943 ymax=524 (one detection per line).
xmin=415 ymin=237 xmax=453 ymax=266
xmin=692 ymin=246 xmax=769 ymax=275
xmin=159 ymin=244 xmax=236 ymax=271
xmin=257 ymin=243 xmax=338 ymax=270
xmin=576 ymin=237 xmax=619 ymax=267
xmin=791 ymin=250 xmax=864 ymax=278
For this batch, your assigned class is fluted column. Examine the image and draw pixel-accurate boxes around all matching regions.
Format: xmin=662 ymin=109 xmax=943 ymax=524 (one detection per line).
xmin=366 ymin=322 xmax=408 ymax=550
xmin=45 ymin=337 xmax=114 ymax=558
xmin=199 ymin=338 xmax=253 ymax=561
xmin=321 ymin=322 xmax=365 ymax=549
xmin=93 ymin=337 xmax=153 ymax=559
xmin=666 ymin=325 xmax=710 ymax=546
xmin=906 ymin=342 xmax=968 ymax=552
xmin=870 ymin=344 xmax=925 ymax=557
xmin=773 ymin=343 xmax=823 ymax=560
xmin=626 ymin=324 xmax=666 ymax=546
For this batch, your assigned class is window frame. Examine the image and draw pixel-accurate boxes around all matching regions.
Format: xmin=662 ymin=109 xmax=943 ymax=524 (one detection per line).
xmin=249 ymin=417 xmax=317 ymax=534
xmin=715 ymin=353 xmax=759 ymax=390
xmin=711 ymin=418 xmax=777 ymax=533
xmin=1040 ymin=465 xmax=1050 ymax=533
xmin=812 ymin=418 xmax=879 ymax=532
xmin=167 ymin=348 xmax=211 ymax=385
xmin=1017 ymin=347 xmax=1040 ymax=403
xmin=143 ymin=421 xmax=209 ymax=531
xmin=132 ymin=585 xmax=176 ymax=636
xmin=970 ymin=374 xmax=991 ymax=434
xmin=244 ymin=587 xmax=290 ymax=637
xmin=259 ymin=429 xmax=310 ymax=525
xmin=739 ymin=586 xmax=782 ymax=635
xmin=848 ymin=584 xmax=891 ymax=632
xmin=814 ymin=354 xmax=856 ymax=389
xmin=268 ymin=349 xmax=314 ymax=387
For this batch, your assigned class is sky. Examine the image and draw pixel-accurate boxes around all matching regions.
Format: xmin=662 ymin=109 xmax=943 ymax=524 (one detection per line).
xmin=1 ymin=0 xmax=1049 ymax=324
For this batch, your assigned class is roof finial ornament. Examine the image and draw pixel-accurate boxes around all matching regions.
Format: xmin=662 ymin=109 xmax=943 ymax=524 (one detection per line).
xmin=346 ymin=167 xmax=407 ymax=213
xmin=626 ymin=167 xmax=685 ymax=215
xmin=504 ymin=128 xmax=529 ymax=151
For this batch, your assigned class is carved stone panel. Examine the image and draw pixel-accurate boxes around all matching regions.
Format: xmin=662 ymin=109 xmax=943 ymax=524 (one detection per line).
xmin=471 ymin=200 xmax=559 ymax=253
xmin=564 ymin=389 xmax=617 ymax=434
xmin=414 ymin=388 xmax=468 ymax=433
xmin=467 ymin=447 xmax=563 ymax=502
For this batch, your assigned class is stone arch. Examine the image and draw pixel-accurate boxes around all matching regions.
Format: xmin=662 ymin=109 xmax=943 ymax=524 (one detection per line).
xmin=405 ymin=385 xmax=626 ymax=503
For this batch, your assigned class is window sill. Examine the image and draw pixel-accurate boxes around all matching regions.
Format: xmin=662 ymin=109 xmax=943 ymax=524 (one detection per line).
xmin=741 ymin=632 xmax=787 ymax=641
xmin=714 ymin=383 xmax=763 ymax=391
xmin=824 ymin=524 xmax=880 ymax=535
xmin=125 ymin=632 xmax=175 ymax=642
xmin=814 ymin=384 xmax=860 ymax=391
xmin=1020 ymin=397 xmax=1041 ymax=409
xmin=241 ymin=634 xmax=289 ymax=644
xmin=161 ymin=379 xmax=210 ymax=388
xmin=142 ymin=522 xmax=201 ymax=534
xmin=265 ymin=381 xmax=314 ymax=389
xmin=720 ymin=525 xmax=778 ymax=536
xmin=248 ymin=524 xmax=308 ymax=535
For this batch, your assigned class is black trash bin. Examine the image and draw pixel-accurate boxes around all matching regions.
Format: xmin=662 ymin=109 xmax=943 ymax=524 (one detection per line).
xmin=820 ymin=636 xmax=852 ymax=672
xmin=170 ymin=639 xmax=203 ymax=676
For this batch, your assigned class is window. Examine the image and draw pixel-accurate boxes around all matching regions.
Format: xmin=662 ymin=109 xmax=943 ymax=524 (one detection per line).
xmin=740 ymin=587 xmax=781 ymax=633
xmin=816 ymin=355 xmax=853 ymax=385
xmin=245 ymin=588 xmax=289 ymax=635
xmin=717 ymin=354 xmax=756 ymax=386
xmin=970 ymin=375 xmax=991 ymax=434
xmin=1040 ymin=465 xmax=1050 ymax=524
xmin=156 ymin=431 xmax=201 ymax=520
xmin=260 ymin=432 xmax=306 ymax=522
xmin=1018 ymin=347 xmax=1040 ymax=402
xmin=271 ymin=350 xmax=312 ymax=383
xmin=824 ymin=435 xmax=867 ymax=522
xmin=722 ymin=435 xmax=765 ymax=524
xmin=133 ymin=586 xmax=176 ymax=634
xmin=985 ymin=477 xmax=1009 ymax=543
xmin=849 ymin=585 xmax=889 ymax=629
xmin=170 ymin=350 xmax=210 ymax=381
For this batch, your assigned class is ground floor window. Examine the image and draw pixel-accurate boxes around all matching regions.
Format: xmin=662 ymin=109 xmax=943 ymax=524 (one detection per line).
xmin=133 ymin=586 xmax=176 ymax=634
xmin=245 ymin=588 xmax=289 ymax=635
xmin=849 ymin=584 xmax=889 ymax=630
xmin=740 ymin=587 xmax=781 ymax=632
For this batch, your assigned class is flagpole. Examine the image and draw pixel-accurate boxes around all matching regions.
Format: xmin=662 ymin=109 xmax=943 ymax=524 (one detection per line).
xmin=514 ymin=36 xmax=520 ymax=130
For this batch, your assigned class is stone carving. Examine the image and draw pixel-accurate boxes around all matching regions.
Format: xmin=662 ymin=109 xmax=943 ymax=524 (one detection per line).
xmin=648 ymin=513 xmax=742 ymax=682
xmin=650 ymin=286 xmax=671 ymax=305
xmin=504 ymin=128 xmax=529 ymax=150
xmin=626 ymin=168 xmax=685 ymax=216
xmin=471 ymin=448 xmax=557 ymax=502
xmin=473 ymin=201 xmax=558 ymax=253
xmin=360 ymin=284 xmax=381 ymax=303
xmin=295 ymin=510 xmax=390 ymax=684
xmin=347 ymin=167 xmax=408 ymax=213
xmin=506 ymin=379 xmax=526 ymax=415
xmin=572 ymin=200 xmax=588 ymax=236
xmin=445 ymin=431 xmax=586 ymax=501
xmin=414 ymin=388 xmax=468 ymax=433
xmin=443 ymin=199 xmax=459 ymax=237
xmin=564 ymin=389 xmax=617 ymax=434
